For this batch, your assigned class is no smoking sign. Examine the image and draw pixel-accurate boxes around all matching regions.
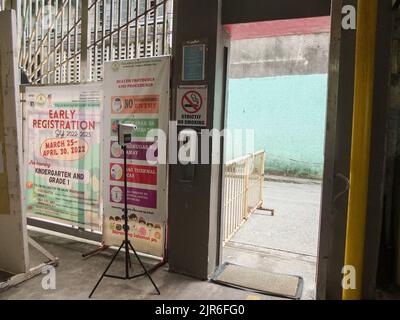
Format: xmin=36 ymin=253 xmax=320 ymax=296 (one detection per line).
xmin=176 ymin=85 xmax=207 ymax=127
xmin=182 ymin=91 xmax=202 ymax=114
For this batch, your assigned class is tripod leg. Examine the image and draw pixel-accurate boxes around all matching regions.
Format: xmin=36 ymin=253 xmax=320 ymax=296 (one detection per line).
xmin=89 ymin=242 xmax=124 ymax=298
xmin=124 ymin=241 xmax=132 ymax=278
xmin=128 ymin=242 xmax=160 ymax=295
xmin=128 ymin=252 xmax=132 ymax=269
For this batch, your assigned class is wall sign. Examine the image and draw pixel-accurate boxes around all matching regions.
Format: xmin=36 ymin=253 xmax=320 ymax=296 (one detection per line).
xmin=25 ymin=84 xmax=102 ymax=230
xmin=176 ymin=85 xmax=208 ymax=127
xmin=182 ymin=44 xmax=205 ymax=81
xmin=103 ymin=57 xmax=170 ymax=258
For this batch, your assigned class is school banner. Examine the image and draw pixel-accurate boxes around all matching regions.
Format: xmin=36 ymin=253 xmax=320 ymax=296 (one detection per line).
xmin=103 ymin=57 xmax=170 ymax=257
xmin=25 ymin=84 xmax=102 ymax=230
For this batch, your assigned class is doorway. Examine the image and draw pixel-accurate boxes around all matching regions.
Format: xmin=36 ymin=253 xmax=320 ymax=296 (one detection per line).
xmin=218 ymin=17 xmax=331 ymax=300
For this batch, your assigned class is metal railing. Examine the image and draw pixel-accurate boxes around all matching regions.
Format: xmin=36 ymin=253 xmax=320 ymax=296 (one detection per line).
xmin=18 ymin=0 xmax=173 ymax=84
xmin=223 ymin=150 xmax=265 ymax=244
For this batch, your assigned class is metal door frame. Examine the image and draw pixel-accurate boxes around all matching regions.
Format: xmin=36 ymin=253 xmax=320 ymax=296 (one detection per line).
xmin=217 ymin=0 xmax=356 ymax=299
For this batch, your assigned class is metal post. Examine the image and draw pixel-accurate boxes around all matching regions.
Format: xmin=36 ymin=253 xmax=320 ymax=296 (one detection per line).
xmin=125 ymin=0 xmax=130 ymax=58
xmin=74 ymin=0 xmax=78 ymax=81
xmin=80 ymin=0 xmax=89 ymax=82
xmin=109 ymin=0 xmax=114 ymax=60
xmin=343 ymin=0 xmax=378 ymax=300
xmin=123 ymin=145 xmax=129 ymax=278
xmin=134 ymin=0 xmax=139 ymax=57
xmin=117 ymin=0 xmax=121 ymax=59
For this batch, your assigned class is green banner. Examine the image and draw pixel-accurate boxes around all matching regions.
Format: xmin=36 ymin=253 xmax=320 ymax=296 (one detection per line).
xmin=25 ymin=84 xmax=102 ymax=230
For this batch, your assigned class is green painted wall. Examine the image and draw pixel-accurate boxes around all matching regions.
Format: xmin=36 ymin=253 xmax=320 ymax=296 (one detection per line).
xmin=226 ymin=74 xmax=328 ymax=178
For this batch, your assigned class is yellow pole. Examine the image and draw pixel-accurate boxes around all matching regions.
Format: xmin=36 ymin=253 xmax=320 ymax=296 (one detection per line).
xmin=343 ymin=0 xmax=378 ymax=300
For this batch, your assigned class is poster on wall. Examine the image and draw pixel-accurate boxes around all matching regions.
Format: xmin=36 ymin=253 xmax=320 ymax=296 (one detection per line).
xmin=103 ymin=56 xmax=170 ymax=258
xmin=25 ymin=84 xmax=102 ymax=230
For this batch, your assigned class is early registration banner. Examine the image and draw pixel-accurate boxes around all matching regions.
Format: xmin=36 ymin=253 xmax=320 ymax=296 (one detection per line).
xmin=25 ymin=84 xmax=102 ymax=230
xmin=103 ymin=56 xmax=170 ymax=257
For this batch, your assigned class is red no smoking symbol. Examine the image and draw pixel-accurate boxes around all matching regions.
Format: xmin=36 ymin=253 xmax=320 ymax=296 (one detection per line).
xmin=181 ymin=91 xmax=203 ymax=114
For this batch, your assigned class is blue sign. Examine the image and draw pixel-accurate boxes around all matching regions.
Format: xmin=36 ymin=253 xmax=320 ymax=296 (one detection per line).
xmin=182 ymin=44 xmax=205 ymax=81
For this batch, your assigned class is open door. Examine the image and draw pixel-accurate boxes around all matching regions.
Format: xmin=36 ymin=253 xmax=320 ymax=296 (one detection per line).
xmin=316 ymin=0 xmax=357 ymax=300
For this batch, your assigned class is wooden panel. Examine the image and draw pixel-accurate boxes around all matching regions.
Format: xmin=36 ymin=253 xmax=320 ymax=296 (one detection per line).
xmin=0 ymin=91 xmax=10 ymax=213
xmin=0 ymin=10 xmax=29 ymax=274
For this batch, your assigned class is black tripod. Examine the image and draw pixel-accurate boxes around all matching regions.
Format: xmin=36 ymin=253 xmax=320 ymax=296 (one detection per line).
xmin=89 ymin=145 xmax=160 ymax=298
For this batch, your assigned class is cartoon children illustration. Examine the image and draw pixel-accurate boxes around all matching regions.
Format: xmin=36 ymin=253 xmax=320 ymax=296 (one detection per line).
xmin=138 ymin=217 xmax=147 ymax=236
xmin=128 ymin=213 xmax=138 ymax=234
xmin=108 ymin=216 xmax=115 ymax=231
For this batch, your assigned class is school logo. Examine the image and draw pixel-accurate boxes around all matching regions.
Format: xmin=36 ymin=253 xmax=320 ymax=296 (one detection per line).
xmin=112 ymin=62 xmax=120 ymax=71
xmin=35 ymin=93 xmax=47 ymax=107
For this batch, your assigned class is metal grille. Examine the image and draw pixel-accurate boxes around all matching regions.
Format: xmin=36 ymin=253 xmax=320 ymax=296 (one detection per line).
xmin=19 ymin=0 xmax=173 ymax=84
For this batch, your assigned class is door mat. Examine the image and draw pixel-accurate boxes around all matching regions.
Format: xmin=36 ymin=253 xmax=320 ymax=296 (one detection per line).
xmin=211 ymin=262 xmax=303 ymax=300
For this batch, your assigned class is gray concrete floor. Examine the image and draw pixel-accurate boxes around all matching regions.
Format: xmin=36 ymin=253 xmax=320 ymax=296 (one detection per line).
xmin=0 ymin=178 xmax=320 ymax=300
xmin=0 ymin=230 xmax=279 ymax=300
xmin=223 ymin=177 xmax=321 ymax=300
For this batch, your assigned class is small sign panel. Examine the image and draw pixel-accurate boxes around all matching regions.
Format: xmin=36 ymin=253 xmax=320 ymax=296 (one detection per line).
xmin=124 ymin=134 xmax=131 ymax=144
xmin=176 ymin=85 xmax=208 ymax=127
xmin=182 ymin=44 xmax=205 ymax=81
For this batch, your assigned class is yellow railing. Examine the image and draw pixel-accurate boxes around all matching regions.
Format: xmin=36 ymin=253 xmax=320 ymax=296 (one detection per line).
xmin=223 ymin=150 xmax=265 ymax=244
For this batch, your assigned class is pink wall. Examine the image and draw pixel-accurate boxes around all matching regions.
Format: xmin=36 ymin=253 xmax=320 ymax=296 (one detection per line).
xmin=224 ymin=16 xmax=331 ymax=40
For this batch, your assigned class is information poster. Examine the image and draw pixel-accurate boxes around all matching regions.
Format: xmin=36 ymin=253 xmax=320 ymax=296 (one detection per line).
xmin=103 ymin=57 xmax=170 ymax=257
xmin=25 ymin=84 xmax=102 ymax=230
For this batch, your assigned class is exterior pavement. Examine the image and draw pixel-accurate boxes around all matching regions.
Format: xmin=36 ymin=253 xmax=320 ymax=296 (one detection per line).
xmin=231 ymin=178 xmax=321 ymax=257
xmin=223 ymin=177 xmax=322 ymax=300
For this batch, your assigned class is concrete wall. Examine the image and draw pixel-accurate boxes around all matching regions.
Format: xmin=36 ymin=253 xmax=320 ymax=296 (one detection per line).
xmin=230 ymin=33 xmax=330 ymax=78
xmin=226 ymin=32 xmax=330 ymax=178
